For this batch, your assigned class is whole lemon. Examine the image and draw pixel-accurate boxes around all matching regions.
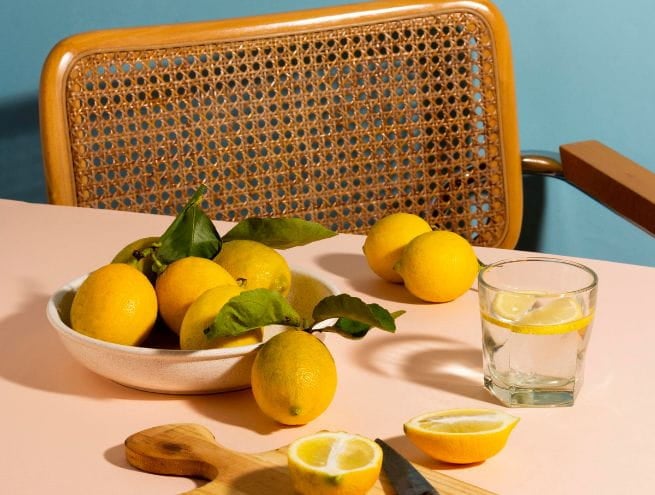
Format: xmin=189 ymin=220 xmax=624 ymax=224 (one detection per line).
xmin=362 ymin=213 xmax=432 ymax=283
xmin=70 ymin=263 xmax=158 ymax=345
xmin=251 ymin=330 xmax=337 ymax=425
xmin=155 ymin=256 xmax=237 ymax=334
xmin=394 ymin=230 xmax=478 ymax=303
xmin=214 ymin=240 xmax=292 ymax=296
xmin=179 ymin=285 xmax=263 ymax=350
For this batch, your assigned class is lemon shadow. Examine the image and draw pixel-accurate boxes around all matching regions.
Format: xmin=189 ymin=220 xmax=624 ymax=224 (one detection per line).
xmin=314 ymin=252 xmax=425 ymax=304
xmin=186 ymin=389 xmax=282 ymax=435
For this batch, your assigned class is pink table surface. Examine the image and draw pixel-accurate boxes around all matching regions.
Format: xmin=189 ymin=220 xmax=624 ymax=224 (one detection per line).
xmin=1 ymin=198 xmax=654 ymax=494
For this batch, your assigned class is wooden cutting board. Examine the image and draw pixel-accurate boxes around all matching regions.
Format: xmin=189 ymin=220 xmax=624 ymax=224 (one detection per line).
xmin=125 ymin=423 xmax=496 ymax=495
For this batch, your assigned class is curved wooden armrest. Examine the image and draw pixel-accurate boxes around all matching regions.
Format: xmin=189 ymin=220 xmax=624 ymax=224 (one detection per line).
xmin=559 ymin=141 xmax=655 ymax=235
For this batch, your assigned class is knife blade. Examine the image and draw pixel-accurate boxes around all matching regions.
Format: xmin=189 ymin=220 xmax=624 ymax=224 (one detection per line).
xmin=375 ymin=438 xmax=439 ymax=495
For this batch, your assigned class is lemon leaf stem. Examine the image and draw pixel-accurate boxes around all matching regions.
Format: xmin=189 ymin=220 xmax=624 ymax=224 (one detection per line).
xmin=311 ymin=294 xmax=403 ymax=339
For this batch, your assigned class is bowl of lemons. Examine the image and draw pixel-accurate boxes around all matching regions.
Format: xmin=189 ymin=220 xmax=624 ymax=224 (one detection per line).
xmin=46 ymin=262 xmax=339 ymax=395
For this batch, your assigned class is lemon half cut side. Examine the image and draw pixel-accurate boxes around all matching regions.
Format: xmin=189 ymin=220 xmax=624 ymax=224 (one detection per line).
xmin=404 ymin=409 xmax=519 ymax=464
xmin=287 ymin=431 xmax=383 ymax=495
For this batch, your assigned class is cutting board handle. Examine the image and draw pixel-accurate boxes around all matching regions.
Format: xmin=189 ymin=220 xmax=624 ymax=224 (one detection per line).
xmin=124 ymin=423 xmax=291 ymax=494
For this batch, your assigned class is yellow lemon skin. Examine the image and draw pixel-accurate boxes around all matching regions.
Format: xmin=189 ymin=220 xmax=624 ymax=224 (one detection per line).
xmin=251 ymin=330 xmax=337 ymax=425
xmin=70 ymin=263 xmax=158 ymax=346
xmin=403 ymin=409 xmax=519 ymax=464
xmin=394 ymin=230 xmax=478 ymax=302
xmin=288 ymin=431 xmax=383 ymax=495
xmin=213 ymin=239 xmax=292 ymax=296
xmin=155 ymin=256 xmax=237 ymax=334
xmin=362 ymin=213 xmax=432 ymax=283
xmin=179 ymin=285 xmax=263 ymax=350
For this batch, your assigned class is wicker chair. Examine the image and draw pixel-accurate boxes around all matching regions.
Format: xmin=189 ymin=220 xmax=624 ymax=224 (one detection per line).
xmin=39 ymin=0 xmax=655 ymax=248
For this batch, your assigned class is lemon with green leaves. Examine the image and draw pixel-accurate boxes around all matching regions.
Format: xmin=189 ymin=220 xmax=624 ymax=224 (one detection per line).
xmin=179 ymin=285 xmax=263 ymax=350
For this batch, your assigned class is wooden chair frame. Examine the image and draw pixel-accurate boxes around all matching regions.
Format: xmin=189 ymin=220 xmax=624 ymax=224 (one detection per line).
xmin=39 ymin=0 xmax=654 ymax=247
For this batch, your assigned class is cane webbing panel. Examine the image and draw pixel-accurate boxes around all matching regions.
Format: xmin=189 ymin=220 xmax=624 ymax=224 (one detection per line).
xmin=60 ymin=7 xmax=508 ymax=244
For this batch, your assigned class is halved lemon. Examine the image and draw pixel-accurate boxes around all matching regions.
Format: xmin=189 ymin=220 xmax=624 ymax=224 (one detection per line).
xmin=287 ymin=431 xmax=382 ymax=495
xmin=404 ymin=409 xmax=519 ymax=464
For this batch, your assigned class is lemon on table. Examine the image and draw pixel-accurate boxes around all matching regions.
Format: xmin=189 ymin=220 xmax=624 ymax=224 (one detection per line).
xmin=362 ymin=213 xmax=432 ymax=283
xmin=394 ymin=230 xmax=478 ymax=302
xmin=70 ymin=263 xmax=158 ymax=346
xmin=155 ymin=256 xmax=237 ymax=334
xmin=404 ymin=409 xmax=519 ymax=464
xmin=179 ymin=285 xmax=263 ymax=350
xmin=251 ymin=329 xmax=337 ymax=425
xmin=213 ymin=239 xmax=292 ymax=296
xmin=287 ymin=431 xmax=382 ymax=495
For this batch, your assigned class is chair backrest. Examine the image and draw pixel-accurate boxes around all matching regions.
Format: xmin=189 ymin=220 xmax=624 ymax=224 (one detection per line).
xmin=40 ymin=0 xmax=522 ymax=247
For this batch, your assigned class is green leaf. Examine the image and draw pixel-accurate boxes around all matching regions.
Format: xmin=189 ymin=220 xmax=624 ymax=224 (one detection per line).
xmin=223 ymin=217 xmax=337 ymax=249
xmin=205 ymin=288 xmax=303 ymax=339
xmin=310 ymin=294 xmax=404 ymax=339
xmin=153 ymin=185 xmax=222 ymax=270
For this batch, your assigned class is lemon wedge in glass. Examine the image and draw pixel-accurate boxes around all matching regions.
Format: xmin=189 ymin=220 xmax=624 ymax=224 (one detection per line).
xmin=491 ymin=291 xmax=537 ymax=320
xmin=487 ymin=295 xmax=593 ymax=335
xmin=287 ymin=431 xmax=382 ymax=495
xmin=404 ymin=409 xmax=519 ymax=464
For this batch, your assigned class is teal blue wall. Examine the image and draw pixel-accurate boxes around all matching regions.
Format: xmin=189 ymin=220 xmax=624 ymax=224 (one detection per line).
xmin=2 ymin=1 xmax=653 ymax=266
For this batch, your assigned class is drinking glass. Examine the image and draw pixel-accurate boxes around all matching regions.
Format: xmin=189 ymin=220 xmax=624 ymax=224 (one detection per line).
xmin=478 ymin=257 xmax=598 ymax=407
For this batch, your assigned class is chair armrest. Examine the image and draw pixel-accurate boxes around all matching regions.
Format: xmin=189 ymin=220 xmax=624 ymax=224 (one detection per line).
xmin=559 ymin=140 xmax=655 ymax=235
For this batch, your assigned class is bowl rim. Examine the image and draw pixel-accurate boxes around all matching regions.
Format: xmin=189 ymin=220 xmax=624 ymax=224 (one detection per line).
xmin=46 ymin=265 xmax=341 ymax=359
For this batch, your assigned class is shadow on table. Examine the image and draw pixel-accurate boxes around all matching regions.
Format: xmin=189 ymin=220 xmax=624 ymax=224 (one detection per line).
xmin=0 ymin=288 xmax=127 ymax=399
xmin=187 ymin=389 xmax=280 ymax=435
xmin=353 ymin=332 xmax=501 ymax=405
xmin=314 ymin=252 xmax=427 ymax=304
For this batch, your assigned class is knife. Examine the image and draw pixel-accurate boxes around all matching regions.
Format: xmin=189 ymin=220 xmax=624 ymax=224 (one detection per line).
xmin=375 ymin=438 xmax=440 ymax=495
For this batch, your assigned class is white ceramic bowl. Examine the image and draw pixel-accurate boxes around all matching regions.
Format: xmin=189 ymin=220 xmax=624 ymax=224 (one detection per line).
xmin=46 ymin=267 xmax=340 ymax=394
